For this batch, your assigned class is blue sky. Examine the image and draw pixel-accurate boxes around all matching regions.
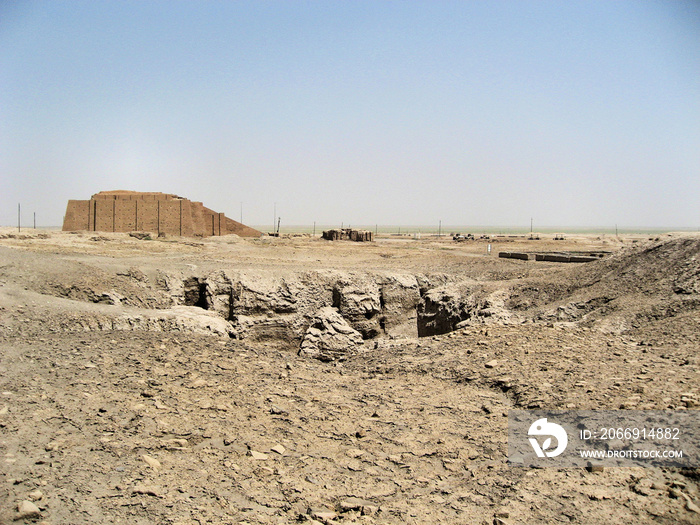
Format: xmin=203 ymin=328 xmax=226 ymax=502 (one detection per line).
xmin=1 ymin=1 xmax=698 ymax=229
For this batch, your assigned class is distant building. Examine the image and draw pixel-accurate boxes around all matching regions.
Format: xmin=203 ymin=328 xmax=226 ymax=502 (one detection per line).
xmin=62 ymin=190 xmax=261 ymax=237
xmin=322 ymin=228 xmax=374 ymax=242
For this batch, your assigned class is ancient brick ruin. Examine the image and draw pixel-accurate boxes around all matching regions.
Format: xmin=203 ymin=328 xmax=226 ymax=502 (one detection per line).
xmin=321 ymin=228 xmax=374 ymax=242
xmin=498 ymin=251 xmax=607 ymax=262
xmin=62 ymin=190 xmax=261 ymax=237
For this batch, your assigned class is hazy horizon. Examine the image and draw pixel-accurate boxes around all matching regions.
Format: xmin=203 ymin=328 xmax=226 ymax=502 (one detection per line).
xmin=4 ymin=221 xmax=697 ymax=236
xmin=2 ymin=2 xmax=698 ymax=229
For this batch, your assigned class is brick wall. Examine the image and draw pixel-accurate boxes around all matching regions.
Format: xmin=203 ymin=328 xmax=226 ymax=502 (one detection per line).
xmin=94 ymin=199 xmax=115 ymax=231
xmin=223 ymin=216 xmax=264 ymax=237
xmin=158 ymin=200 xmax=181 ymax=236
xmin=136 ymin=200 xmax=159 ymax=232
xmin=62 ymin=191 xmax=261 ymax=237
xmin=180 ymin=200 xmax=194 ymax=236
xmin=114 ymin=199 xmax=137 ymax=231
xmin=62 ymin=200 xmax=90 ymax=231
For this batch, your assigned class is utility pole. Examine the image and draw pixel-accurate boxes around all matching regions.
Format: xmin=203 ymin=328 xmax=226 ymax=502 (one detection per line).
xmin=313 ymin=221 xmax=316 ymax=237
xmin=530 ymin=217 xmax=533 ymax=233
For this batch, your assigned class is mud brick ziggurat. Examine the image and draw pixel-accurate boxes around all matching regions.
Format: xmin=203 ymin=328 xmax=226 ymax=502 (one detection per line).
xmin=62 ymin=190 xmax=262 ymax=237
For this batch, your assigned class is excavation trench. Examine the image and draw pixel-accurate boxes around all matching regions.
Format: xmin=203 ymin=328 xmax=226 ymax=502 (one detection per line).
xmin=35 ymin=264 xmax=509 ymax=350
xmin=161 ymin=269 xmax=506 ymax=349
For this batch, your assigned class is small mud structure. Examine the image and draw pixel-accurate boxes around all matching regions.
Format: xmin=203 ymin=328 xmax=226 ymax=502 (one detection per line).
xmin=322 ymin=228 xmax=374 ymax=242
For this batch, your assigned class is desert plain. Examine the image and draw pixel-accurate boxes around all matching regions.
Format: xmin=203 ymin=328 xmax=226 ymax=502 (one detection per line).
xmin=0 ymin=228 xmax=698 ymax=524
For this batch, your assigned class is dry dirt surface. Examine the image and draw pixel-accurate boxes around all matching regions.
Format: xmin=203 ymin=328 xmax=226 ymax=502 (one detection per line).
xmin=0 ymin=228 xmax=698 ymax=525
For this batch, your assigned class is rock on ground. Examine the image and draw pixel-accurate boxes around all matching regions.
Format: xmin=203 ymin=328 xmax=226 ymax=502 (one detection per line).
xmin=299 ymin=306 xmax=364 ymax=361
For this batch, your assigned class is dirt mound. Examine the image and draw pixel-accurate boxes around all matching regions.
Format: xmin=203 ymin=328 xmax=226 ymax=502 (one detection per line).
xmin=577 ymin=236 xmax=700 ymax=296
xmin=506 ymin=236 xmax=700 ymax=332
xmin=0 ymin=246 xmax=172 ymax=309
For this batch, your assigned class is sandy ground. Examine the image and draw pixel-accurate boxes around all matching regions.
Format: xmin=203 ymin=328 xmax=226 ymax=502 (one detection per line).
xmin=0 ymin=228 xmax=698 ymax=524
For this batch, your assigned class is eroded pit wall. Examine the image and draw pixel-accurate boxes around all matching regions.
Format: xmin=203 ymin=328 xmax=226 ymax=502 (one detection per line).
xmin=156 ymin=269 xmax=424 ymax=344
xmin=35 ymin=257 xmax=508 ymax=344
